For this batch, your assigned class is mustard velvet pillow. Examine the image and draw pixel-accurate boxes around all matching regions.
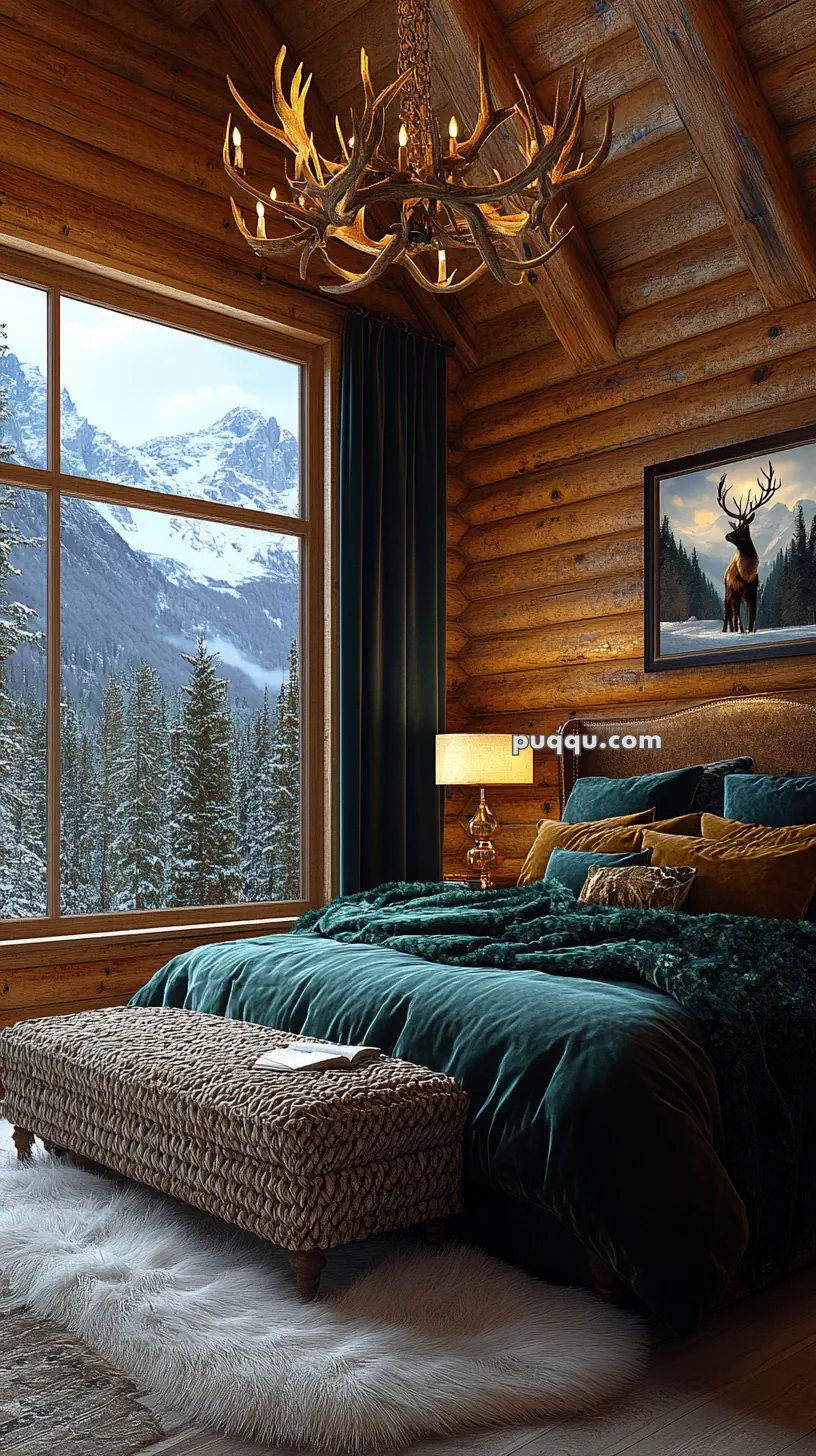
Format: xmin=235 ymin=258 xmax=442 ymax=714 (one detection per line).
xmin=701 ymin=814 xmax=816 ymax=847
xmin=641 ymin=829 xmax=816 ymax=920
xmin=518 ymin=809 xmax=654 ymax=886
xmin=651 ymin=813 xmax=701 ymax=836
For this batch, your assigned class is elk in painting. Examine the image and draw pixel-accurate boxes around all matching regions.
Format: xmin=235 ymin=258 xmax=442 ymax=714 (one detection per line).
xmin=717 ymin=463 xmax=782 ymax=632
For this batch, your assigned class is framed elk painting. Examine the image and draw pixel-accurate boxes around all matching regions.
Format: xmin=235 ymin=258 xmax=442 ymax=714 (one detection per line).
xmin=644 ymin=424 xmax=816 ymax=672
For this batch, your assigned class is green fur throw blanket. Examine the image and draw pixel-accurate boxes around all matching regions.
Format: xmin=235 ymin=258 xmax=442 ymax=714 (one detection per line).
xmin=295 ymin=879 xmax=816 ymax=1279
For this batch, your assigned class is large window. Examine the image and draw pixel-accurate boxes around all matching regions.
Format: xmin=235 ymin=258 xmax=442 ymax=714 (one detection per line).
xmin=0 ymin=263 xmax=328 ymax=936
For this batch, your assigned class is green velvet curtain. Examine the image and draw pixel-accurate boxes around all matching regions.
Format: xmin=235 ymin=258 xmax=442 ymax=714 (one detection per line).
xmin=339 ymin=312 xmax=447 ymax=893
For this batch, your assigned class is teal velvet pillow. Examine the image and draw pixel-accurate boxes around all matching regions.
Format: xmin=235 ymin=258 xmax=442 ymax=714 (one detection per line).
xmin=562 ymin=765 xmax=703 ymax=824
xmin=543 ymin=847 xmax=651 ymax=897
xmin=724 ymin=772 xmax=816 ymax=828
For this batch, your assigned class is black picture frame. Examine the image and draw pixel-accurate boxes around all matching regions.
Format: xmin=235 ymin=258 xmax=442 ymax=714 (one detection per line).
xmin=644 ymin=421 xmax=816 ymax=672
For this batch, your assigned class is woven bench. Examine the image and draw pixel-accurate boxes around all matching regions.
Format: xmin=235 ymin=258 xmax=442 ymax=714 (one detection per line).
xmin=0 ymin=1005 xmax=468 ymax=1299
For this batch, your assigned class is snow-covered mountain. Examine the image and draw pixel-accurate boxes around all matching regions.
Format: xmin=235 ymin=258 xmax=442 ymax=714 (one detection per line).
xmin=0 ymin=349 xmax=299 ymax=715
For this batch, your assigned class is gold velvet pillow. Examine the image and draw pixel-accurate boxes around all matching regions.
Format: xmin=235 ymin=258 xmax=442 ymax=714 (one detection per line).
xmin=641 ymin=829 xmax=816 ymax=920
xmin=701 ymin=814 xmax=816 ymax=847
xmin=517 ymin=809 xmax=655 ymax=886
xmin=651 ymin=813 xmax=701 ymax=836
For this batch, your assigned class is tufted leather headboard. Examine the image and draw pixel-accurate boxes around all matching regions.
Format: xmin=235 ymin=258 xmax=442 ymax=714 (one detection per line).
xmin=558 ymin=694 xmax=816 ymax=811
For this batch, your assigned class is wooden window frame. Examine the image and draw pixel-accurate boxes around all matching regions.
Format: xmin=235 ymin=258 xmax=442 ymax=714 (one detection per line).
xmin=0 ymin=247 xmax=336 ymax=950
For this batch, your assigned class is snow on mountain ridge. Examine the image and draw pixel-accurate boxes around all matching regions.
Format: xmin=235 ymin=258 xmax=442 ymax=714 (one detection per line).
xmin=96 ymin=404 xmax=299 ymax=516
xmin=1 ymin=350 xmax=299 ymax=586
xmin=1 ymin=347 xmax=301 ymax=713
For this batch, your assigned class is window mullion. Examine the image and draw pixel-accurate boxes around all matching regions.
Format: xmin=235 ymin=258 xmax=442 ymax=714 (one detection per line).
xmin=46 ymin=288 xmax=61 ymax=922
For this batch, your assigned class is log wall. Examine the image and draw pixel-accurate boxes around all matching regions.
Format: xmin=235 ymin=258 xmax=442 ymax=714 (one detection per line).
xmin=444 ymin=304 xmax=816 ymax=876
xmin=442 ymin=0 xmax=816 ymax=881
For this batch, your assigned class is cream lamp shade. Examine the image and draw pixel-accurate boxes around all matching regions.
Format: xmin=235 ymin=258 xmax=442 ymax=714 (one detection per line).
xmin=435 ymin=733 xmax=533 ymax=786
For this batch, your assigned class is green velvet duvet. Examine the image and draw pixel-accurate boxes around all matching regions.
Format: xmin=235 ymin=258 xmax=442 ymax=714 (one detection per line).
xmin=131 ymin=878 xmax=816 ymax=1334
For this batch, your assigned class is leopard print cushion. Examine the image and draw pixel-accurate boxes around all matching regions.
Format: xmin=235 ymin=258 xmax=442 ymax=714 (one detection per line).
xmin=578 ymin=863 xmax=696 ymax=910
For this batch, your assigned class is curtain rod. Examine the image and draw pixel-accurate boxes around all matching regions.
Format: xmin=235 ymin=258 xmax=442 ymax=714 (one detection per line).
xmin=258 ymin=267 xmax=455 ymax=353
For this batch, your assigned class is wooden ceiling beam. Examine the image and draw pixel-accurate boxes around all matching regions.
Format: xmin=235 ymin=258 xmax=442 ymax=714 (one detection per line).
xmin=431 ymin=0 xmax=619 ymax=372
xmin=630 ymin=0 xmax=816 ymax=309
xmin=205 ymin=0 xmax=477 ymax=367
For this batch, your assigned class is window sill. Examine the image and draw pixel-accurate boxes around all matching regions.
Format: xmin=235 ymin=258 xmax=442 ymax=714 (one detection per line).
xmin=0 ymin=915 xmax=297 ymax=973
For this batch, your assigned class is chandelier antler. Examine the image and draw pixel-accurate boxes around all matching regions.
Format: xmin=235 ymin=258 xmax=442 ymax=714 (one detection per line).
xmin=224 ymin=0 xmax=613 ymax=295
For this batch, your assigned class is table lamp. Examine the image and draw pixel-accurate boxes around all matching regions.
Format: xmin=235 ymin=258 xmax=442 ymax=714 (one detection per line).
xmin=436 ymin=733 xmax=534 ymax=887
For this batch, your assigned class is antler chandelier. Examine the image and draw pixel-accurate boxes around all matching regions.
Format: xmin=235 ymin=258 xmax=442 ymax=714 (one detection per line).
xmin=223 ymin=0 xmax=613 ymax=295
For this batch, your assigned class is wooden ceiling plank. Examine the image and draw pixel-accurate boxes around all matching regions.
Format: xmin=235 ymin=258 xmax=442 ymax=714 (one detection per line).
xmin=0 ymin=17 xmax=254 ymax=155
xmin=432 ymin=0 xmax=619 ymax=371
xmin=534 ymin=31 xmax=654 ymax=118
xmin=578 ymin=129 xmax=703 ymax=230
xmin=0 ymin=0 xmax=236 ymax=122
xmin=156 ymin=0 xmax=217 ymax=27
xmin=590 ymin=176 xmax=725 ymax=276
xmin=56 ymin=0 xmax=229 ymax=73
xmin=206 ymin=0 xmax=477 ymax=366
xmin=738 ymin=0 xmax=816 ymax=69
xmin=507 ymin=2 xmax=634 ymax=84
xmin=608 ymin=226 xmax=745 ymax=315
xmin=271 ymin=0 xmax=370 ymax=59
xmin=476 ymin=303 xmax=562 ymax=368
xmin=630 ymin=0 xmax=816 ymax=308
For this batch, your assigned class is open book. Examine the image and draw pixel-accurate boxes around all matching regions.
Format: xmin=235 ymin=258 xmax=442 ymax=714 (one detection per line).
xmin=253 ymin=1040 xmax=383 ymax=1073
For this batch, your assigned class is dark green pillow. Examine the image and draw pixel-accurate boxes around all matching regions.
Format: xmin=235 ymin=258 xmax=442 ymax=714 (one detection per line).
xmin=562 ymin=765 xmax=703 ymax=824
xmin=724 ymin=772 xmax=816 ymax=828
xmin=543 ymin=847 xmax=651 ymax=897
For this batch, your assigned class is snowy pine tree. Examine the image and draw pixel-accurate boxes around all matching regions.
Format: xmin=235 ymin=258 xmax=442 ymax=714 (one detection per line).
xmin=241 ymin=687 xmax=275 ymax=901
xmin=267 ymin=640 xmax=300 ymax=900
xmin=115 ymin=663 xmax=168 ymax=909
xmin=60 ymin=697 xmax=98 ymax=914
xmin=1 ymin=699 xmax=47 ymax=917
xmin=170 ymin=638 xmax=242 ymax=907
xmin=97 ymin=677 xmax=126 ymax=911
xmin=18 ymin=701 xmax=47 ymax=909
xmin=0 ymin=321 xmax=45 ymax=915
xmin=0 ymin=319 xmax=12 ymax=467
xmin=759 ymin=508 xmax=816 ymax=627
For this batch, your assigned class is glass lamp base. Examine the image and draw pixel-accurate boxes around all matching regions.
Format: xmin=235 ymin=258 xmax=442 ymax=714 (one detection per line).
xmin=465 ymin=788 xmax=499 ymax=889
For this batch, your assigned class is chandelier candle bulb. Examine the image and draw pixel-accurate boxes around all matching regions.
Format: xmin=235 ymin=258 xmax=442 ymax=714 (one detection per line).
xmin=449 ymin=115 xmax=458 ymax=155
xmin=269 ymin=187 xmax=277 ymax=202
xmin=231 ymin=126 xmax=243 ymax=171
xmin=398 ymin=123 xmax=408 ymax=171
xmin=438 ymin=249 xmax=447 ymax=283
xmin=255 ymin=201 xmax=266 ymax=239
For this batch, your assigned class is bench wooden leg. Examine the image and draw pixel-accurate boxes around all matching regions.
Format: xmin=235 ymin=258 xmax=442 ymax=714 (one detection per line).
xmin=12 ymin=1127 xmax=35 ymax=1163
xmin=287 ymin=1249 xmax=326 ymax=1301
xmin=422 ymin=1217 xmax=451 ymax=1246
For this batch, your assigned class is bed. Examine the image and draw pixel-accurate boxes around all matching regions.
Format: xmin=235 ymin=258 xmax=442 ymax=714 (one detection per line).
xmin=131 ymin=693 xmax=816 ymax=1336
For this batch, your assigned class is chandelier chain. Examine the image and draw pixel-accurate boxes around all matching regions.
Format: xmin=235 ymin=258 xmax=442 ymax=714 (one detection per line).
xmin=397 ymin=0 xmax=434 ymax=174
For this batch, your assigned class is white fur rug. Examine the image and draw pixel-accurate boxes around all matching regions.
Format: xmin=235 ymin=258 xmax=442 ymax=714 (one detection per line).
xmin=0 ymin=1125 xmax=648 ymax=1452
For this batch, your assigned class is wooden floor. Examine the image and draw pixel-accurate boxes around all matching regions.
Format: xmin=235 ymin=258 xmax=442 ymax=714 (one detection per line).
xmin=138 ymin=1261 xmax=816 ymax=1456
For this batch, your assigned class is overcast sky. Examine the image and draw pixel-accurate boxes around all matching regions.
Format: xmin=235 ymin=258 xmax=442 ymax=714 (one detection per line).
xmin=0 ymin=275 xmax=301 ymax=444
xmin=659 ymin=441 xmax=816 ymax=542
